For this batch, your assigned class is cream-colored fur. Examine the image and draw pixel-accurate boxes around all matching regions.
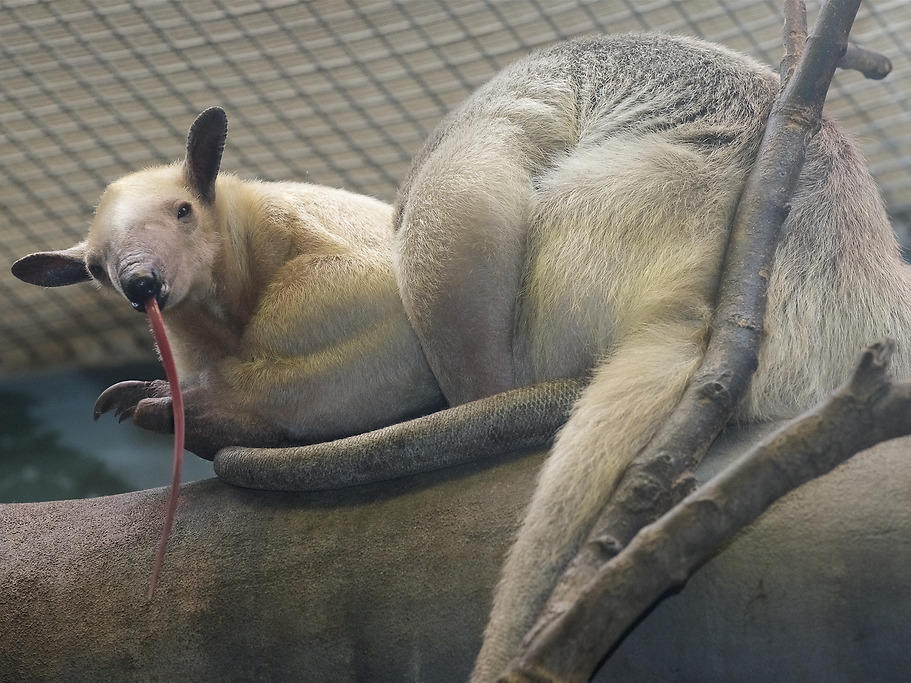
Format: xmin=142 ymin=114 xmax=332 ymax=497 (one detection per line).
xmin=12 ymin=112 xmax=443 ymax=453
xmin=390 ymin=34 xmax=911 ymax=680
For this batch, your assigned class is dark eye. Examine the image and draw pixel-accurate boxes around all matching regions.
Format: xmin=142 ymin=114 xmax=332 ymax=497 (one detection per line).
xmin=177 ymin=203 xmax=192 ymax=220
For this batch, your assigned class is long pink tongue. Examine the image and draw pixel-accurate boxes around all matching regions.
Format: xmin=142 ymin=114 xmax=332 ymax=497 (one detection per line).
xmin=145 ymin=297 xmax=185 ymax=598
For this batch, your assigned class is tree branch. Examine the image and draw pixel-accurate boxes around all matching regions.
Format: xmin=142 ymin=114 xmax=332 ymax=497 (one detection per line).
xmin=784 ymin=1 xmax=890 ymax=81
xmin=502 ymin=0 xmax=864 ymax=679
xmin=505 ymin=342 xmax=911 ymax=681
xmin=781 ymin=0 xmax=807 ymax=84
xmin=840 ymin=42 xmax=893 ymax=80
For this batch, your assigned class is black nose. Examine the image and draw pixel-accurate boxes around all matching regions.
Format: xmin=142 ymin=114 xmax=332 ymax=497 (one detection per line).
xmin=122 ymin=270 xmax=163 ymax=310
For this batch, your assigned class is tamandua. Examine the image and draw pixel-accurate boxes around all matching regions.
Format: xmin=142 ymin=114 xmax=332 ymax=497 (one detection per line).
xmin=12 ymin=106 xmax=445 ymax=458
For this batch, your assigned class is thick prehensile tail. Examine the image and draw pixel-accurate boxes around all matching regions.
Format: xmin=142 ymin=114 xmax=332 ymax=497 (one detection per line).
xmin=214 ymin=379 xmax=585 ymax=491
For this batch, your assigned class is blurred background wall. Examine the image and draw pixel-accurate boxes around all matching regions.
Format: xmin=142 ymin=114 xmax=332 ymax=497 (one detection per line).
xmin=2 ymin=0 xmax=909 ymax=375
xmin=1 ymin=0 xmax=909 ymax=499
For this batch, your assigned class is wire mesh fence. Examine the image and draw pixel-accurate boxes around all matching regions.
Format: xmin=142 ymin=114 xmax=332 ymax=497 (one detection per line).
xmin=2 ymin=0 xmax=910 ymax=375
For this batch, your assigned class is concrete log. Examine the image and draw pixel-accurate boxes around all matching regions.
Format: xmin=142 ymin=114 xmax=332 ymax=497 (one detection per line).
xmin=1 ymin=423 xmax=909 ymax=681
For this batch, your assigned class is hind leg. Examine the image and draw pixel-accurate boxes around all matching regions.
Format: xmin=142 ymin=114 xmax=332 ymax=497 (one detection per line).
xmin=395 ymin=120 xmax=534 ymax=404
xmin=471 ymin=318 xmax=708 ymax=681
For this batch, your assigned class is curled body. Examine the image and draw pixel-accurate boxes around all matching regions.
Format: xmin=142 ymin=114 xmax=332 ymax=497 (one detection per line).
xmin=386 ymin=34 xmax=911 ymax=679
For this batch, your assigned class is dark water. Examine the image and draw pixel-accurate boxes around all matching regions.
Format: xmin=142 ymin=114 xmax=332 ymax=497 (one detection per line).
xmin=0 ymin=363 xmax=214 ymax=503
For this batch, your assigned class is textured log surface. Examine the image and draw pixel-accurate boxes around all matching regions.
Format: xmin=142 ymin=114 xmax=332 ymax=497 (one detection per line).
xmin=1 ymin=424 xmax=910 ymax=682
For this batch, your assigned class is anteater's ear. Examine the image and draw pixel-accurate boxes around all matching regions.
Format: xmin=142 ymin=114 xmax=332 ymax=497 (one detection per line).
xmin=11 ymin=242 xmax=90 ymax=287
xmin=185 ymin=107 xmax=227 ymax=204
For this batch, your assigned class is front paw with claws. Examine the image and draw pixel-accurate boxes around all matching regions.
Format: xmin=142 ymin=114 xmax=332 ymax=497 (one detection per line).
xmin=94 ymin=380 xmax=171 ymax=424
xmin=94 ymin=380 xmax=289 ymax=460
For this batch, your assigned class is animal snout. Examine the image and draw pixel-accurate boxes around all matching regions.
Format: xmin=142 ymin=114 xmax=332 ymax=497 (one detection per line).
xmin=121 ymin=268 xmax=167 ymax=311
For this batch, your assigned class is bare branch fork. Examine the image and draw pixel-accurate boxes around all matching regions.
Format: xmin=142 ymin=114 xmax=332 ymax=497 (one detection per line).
xmin=508 ymin=341 xmax=911 ymax=681
xmin=500 ymin=0 xmax=875 ymax=680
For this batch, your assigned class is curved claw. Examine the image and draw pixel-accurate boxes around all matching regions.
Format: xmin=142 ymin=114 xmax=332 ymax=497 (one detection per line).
xmin=94 ymin=381 xmax=153 ymax=420
xmin=94 ymin=380 xmax=170 ymax=421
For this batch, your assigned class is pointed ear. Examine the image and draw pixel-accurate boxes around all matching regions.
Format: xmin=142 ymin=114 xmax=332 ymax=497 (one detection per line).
xmin=11 ymin=242 xmax=91 ymax=287
xmin=184 ymin=107 xmax=227 ymax=204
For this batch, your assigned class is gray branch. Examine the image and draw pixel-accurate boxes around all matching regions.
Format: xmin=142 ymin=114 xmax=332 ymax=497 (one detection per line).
xmin=840 ymin=41 xmax=892 ymax=80
xmin=781 ymin=0 xmax=807 ymax=82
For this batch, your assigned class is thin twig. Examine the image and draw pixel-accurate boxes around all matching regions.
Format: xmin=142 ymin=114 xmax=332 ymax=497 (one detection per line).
xmin=501 ymin=0 xmax=863 ymax=679
xmin=784 ymin=1 xmax=889 ymax=81
xmin=781 ymin=0 xmax=807 ymax=84
xmin=841 ymin=42 xmax=893 ymax=80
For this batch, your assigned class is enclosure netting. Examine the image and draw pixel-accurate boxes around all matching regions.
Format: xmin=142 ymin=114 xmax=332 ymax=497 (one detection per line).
xmin=2 ymin=0 xmax=910 ymax=375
